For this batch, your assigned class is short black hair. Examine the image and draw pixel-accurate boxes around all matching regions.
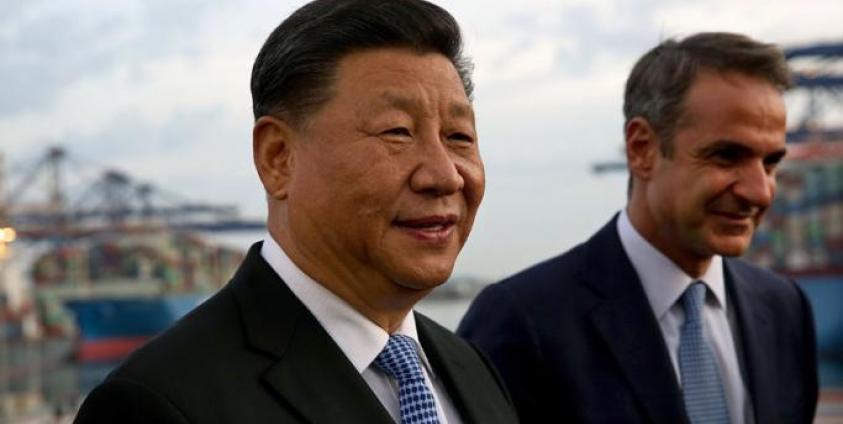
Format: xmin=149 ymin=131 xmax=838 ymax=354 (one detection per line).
xmin=624 ymin=32 xmax=791 ymax=156
xmin=251 ymin=0 xmax=473 ymax=126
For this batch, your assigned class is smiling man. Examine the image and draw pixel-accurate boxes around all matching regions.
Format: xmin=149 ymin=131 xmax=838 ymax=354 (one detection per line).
xmin=459 ymin=32 xmax=818 ymax=423
xmin=74 ymin=1 xmax=517 ymax=423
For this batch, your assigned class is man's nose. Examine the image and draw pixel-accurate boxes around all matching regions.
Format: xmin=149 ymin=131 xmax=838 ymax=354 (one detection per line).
xmin=733 ymin=160 xmax=775 ymax=208
xmin=409 ymin=135 xmax=464 ymax=196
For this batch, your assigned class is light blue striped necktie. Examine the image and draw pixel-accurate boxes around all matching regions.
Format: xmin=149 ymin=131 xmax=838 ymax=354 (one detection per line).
xmin=374 ymin=334 xmax=441 ymax=424
xmin=679 ymin=282 xmax=730 ymax=424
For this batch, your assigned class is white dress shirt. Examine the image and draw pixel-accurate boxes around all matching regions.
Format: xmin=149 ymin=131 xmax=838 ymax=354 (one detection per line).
xmin=260 ymin=235 xmax=462 ymax=424
xmin=617 ymin=210 xmax=753 ymax=424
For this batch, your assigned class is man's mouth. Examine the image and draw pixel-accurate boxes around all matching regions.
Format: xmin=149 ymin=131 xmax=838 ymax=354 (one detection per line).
xmin=712 ymin=210 xmax=755 ymax=220
xmin=709 ymin=209 xmax=760 ymax=227
xmin=394 ymin=215 xmax=457 ymax=242
xmin=708 ymin=196 xmax=762 ymax=222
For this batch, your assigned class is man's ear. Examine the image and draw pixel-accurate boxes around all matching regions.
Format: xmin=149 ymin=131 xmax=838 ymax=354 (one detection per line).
xmin=253 ymin=116 xmax=297 ymax=200
xmin=625 ymin=116 xmax=660 ymax=182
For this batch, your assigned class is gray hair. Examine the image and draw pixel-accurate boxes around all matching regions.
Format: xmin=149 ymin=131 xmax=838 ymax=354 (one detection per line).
xmin=623 ymin=32 xmax=791 ymax=156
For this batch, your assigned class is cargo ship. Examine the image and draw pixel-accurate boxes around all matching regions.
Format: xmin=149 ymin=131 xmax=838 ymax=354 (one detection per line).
xmin=31 ymin=230 xmax=243 ymax=362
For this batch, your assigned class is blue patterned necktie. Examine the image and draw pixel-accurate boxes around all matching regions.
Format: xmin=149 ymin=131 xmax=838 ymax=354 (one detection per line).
xmin=374 ymin=334 xmax=441 ymax=424
xmin=679 ymin=282 xmax=730 ymax=424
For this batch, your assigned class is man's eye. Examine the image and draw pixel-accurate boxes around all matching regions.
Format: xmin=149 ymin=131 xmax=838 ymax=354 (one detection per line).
xmin=763 ymin=158 xmax=782 ymax=174
xmin=711 ymin=148 xmax=743 ymax=163
xmin=763 ymin=152 xmax=786 ymax=170
xmin=382 ymin=127 xmax=411 ymax=137
xmin=448 ymin=132 xmax=474 ymax=143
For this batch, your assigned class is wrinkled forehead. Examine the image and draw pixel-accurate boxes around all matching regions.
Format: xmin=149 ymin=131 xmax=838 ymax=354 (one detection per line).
xmin=369 ymin=89 xmax=475 ymax=119
xmin=330 ymin=49 xmax=475 ymax=118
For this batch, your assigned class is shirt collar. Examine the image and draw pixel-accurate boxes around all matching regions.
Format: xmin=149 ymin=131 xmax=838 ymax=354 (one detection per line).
xmin=617 ymin=210 xmax=727 ymax=319
xmin=259 ymin=235 xmax=435 ymax=376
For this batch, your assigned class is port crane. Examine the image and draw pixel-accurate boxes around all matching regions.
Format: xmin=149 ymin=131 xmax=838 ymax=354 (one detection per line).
xmin=1 ymin=146 xmax=263 ymax=240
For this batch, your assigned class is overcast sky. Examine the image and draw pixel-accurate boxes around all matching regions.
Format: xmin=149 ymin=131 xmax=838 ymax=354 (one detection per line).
xmin=2 ymin=0 xmax=841 ymax=280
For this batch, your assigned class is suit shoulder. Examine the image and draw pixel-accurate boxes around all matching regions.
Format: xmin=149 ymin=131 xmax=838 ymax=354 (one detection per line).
xmin=496 ymin=241 xmax=588 ymax=293
xmin=75 ymin=377 xmax=191 ymax=423
xmin=485 ymin=218 xmax=621 ymax=299
xmin=106 ymin=285 xmax=243 ymax=386
xmin=459 ymin=241 xmax=592 ymax=335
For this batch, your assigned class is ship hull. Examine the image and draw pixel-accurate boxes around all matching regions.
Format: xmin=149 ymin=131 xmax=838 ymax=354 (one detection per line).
xmin=63 ymin=294 xmax=205 ymax=362
xmin=800 ymin=276 xmax=843 ymax=355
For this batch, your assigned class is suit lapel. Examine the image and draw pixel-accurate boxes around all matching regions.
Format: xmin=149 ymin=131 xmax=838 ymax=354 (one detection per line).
xmin=230 ymin=244 xmax=393 ymax=424
xmin=725 ymin=259 xmax=775 ymax=424
xmin=416 ymin=314 xmax=517 ymax=424
xmin=261 ymin=315 xmax=393 ymax=424
xmin=583 ymin=217 xmax=687 ymax=424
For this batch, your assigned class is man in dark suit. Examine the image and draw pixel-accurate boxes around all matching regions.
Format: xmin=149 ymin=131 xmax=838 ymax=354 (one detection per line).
xmin=459 ymin=32 xmax=818 ymax=424
xmin=74 ymin=1 xmax=518 ymax=423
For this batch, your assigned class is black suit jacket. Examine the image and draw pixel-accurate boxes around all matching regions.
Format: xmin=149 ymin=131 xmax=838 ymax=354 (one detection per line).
xmin=75 ymin=243 xmax=518 ymax=423
xmin=458 ymin=216 xmax=818 ymax=424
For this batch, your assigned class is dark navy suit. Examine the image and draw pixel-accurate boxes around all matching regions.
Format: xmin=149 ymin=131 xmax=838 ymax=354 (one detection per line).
xmin=458 ymin=216 xmax=818 ymax=423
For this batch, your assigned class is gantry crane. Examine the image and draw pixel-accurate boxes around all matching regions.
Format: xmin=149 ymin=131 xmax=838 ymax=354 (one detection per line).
xmin=1 ymin=146 xmax=263 ymax=240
